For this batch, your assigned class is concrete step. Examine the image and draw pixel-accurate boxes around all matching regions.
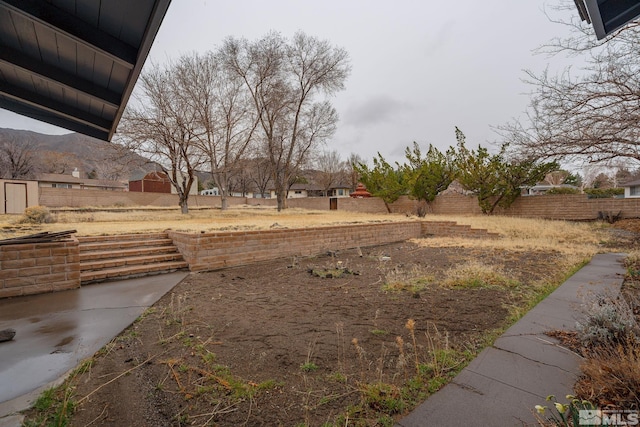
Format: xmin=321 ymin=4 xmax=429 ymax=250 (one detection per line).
xmin=80 ymin=252 xmax=185 ymax=271
xmin=79 ymin=245 xmax=179 ymax=262
xmin=79 ymin=238 xmax=174 ymax=252
xmin=78 ymin=232 xmax=189 ymax=284
xmin=80 ymin=261 xmax=189 ymax=284
xmin=77 ymin=233 xmax=168 ymax=243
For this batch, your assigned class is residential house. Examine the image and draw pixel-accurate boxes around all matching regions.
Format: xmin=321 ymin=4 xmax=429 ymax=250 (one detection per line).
xmin=327 ymin=184 xmax=351 ymax=197
xmin=201 ymin=187 xmax=266 ymax=198
xmin=129 ymin=171 xmax=198 ymax=195
xmin=522 ymin=184 xmax=579 ymax=196
xmin=623 ymin=179 xmax=640 ymax=198
xmin=37 ymin=169 xmax=127 ymax=191
xmin=267 ymin=183 xmax=352 ymax=199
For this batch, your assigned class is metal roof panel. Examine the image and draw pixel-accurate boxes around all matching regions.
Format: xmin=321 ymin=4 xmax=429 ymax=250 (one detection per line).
xmin=0 ymin=0 xmax=172 ymax=141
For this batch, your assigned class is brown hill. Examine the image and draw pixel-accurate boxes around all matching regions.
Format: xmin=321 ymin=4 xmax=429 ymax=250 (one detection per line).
xmin=0 ymin=128 xmax=150 ymax=180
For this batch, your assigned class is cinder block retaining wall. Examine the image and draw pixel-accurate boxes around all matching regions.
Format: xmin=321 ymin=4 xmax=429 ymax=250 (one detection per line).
xmin=167 ymin=220 xmax=494 ymax=272
xmin=0 ymin=221 xmax=493 ymax=298
xmin=0 ymin=239 xmax=80 ymax=298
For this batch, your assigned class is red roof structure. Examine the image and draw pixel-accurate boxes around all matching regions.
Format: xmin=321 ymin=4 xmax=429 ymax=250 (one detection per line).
xmin=350 ymin=183 xmax=372 ymax=198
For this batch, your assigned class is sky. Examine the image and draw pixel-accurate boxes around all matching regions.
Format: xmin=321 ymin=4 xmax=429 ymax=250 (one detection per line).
xmin=0 ymin=1 xmax=584 ymax=165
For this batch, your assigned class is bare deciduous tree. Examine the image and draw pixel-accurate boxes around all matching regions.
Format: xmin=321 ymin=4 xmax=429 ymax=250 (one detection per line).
xmin=37 ymin=151 xmax=78 ymax=175
xmin=173 ymin=52 xmax=258 ymax=210
xmin=248 ymin=156 xmax=272 ymax=199
xmin=219 ymin=31 xmax=351 ymax=210
xmin=500 ymin=2 xmax=640 ymax=166
xmin=119 ymin=63 xmax=204 ymax=214
xmin=314 ymin=150 xmax=346 ymax=196
xmin=91 ymin=142 xmax=147 ymax=182
xmin=0 ymin=133 xmax=38 ymax=179
xmin=347 ymin=153 xmax=365 ymax=192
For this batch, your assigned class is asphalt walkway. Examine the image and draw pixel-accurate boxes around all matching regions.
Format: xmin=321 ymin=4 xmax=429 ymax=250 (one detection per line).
xmin=0 ymin=271 xmax=188 ymax=427
xmin=396 ymin=253 xmax=627 ymax=426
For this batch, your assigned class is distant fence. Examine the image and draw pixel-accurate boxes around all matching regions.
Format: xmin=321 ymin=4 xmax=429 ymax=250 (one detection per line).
xmin=37 ymin=188 xmax=388 ymax=213
xmin=389 ymin=194 xmax=640 ymax=221
xmin=34 ymin=187 xmax=640 ymax=221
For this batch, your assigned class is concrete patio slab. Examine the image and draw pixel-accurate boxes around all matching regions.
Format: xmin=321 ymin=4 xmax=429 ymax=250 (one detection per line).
xmin=0 ymin=271 xmax=188 ymax=423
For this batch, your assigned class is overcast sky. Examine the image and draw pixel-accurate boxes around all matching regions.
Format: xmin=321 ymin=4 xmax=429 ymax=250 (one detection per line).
xmin=0 ymin=1 xmax=583 ymax=165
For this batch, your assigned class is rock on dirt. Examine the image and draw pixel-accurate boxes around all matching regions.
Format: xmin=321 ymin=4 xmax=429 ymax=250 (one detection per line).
xmin=0 ymin=328 xmax=16 ymax=342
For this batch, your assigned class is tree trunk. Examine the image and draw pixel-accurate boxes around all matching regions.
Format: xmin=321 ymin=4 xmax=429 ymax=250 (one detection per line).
xmin=276 ymin=191 xmax=286 ymax=211
xmin=180 ymin=198 xmax=189 ymax=214
xmin=221 ymin=195 xmax=228 ymax=210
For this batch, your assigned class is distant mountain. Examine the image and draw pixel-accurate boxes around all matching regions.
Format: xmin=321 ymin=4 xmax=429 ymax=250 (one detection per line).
xmin=0 ymin=128 xmax=152 ymax=180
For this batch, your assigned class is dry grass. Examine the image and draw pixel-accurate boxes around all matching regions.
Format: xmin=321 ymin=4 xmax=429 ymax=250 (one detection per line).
xmin=381 ymin=265 xmax=435 ymax=293
xmin=575 ymin=341 xmax=640 ymax=409
xmin=442 ymin=260 xmax=518 ymax=289
xmin=411 ymin=214 xmax=604 ymax=261
xmin=0 ymin=206 xmax=407 ymax=237
xmin=0 ymin=209 xmax=605 ymax=278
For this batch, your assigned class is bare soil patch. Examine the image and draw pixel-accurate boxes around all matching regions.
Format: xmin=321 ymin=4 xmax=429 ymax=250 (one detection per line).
xmin=21 ymin=215 xmax=634 ymax=426
xmin=47 ymin=240 xmax=568 ymax=427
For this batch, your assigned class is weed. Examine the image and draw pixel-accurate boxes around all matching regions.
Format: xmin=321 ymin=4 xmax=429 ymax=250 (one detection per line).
xmin=134 ymin=307 xmax=157 ymax=323
xmin=309 ymin=257 xmax=360 ymax=279
xmin=327 ymin=372 xmax=347 ymax=383
xmin=381 ymin=265 xmax=433 ymax=294
xmin=174 ymin=413 xmax=189 ymax=425
xmin=201 ymin=351 xmax=216 ymax=366
xmin=361 ymin=382 xmax=405 ymax=414
xmin=301 ymin=340 xmax=319 ymax=373
xmin=351 ymin=338 xmax=366 ymax=380
xmin=335 ymin=322 xmax=346 ymax=373
xmin=335 ymin=319 xmax=476 ymax=424
xmin=33 ymin=388 xmax=56 ymax=412
xmin=25 ymin=382 xmax=76 ymax=427
xmin=442 ymin=260 xmax=518 ymax=289
xmin=300 ymin=362 xmax=319 ymax=372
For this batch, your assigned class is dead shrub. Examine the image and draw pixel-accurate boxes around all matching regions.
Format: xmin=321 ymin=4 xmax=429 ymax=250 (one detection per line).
xmin=20 ymin=206 xmax=54 ymax=224
xmin=574 ymin=341 xmax=640 ymax=409
xmin=574 ymin=293 xmax=640 ymax=409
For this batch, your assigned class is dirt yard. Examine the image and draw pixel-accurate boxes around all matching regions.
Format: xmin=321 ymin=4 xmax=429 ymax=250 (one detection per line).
xmin=19 ymin=216 xmax=640 ymax=427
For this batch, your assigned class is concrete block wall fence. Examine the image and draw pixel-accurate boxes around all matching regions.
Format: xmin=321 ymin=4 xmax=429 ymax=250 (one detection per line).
xmin=36 ymin=187 xmax=640 ymax=220
xmin=390 ymin=194 xmax=640 ymax=221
